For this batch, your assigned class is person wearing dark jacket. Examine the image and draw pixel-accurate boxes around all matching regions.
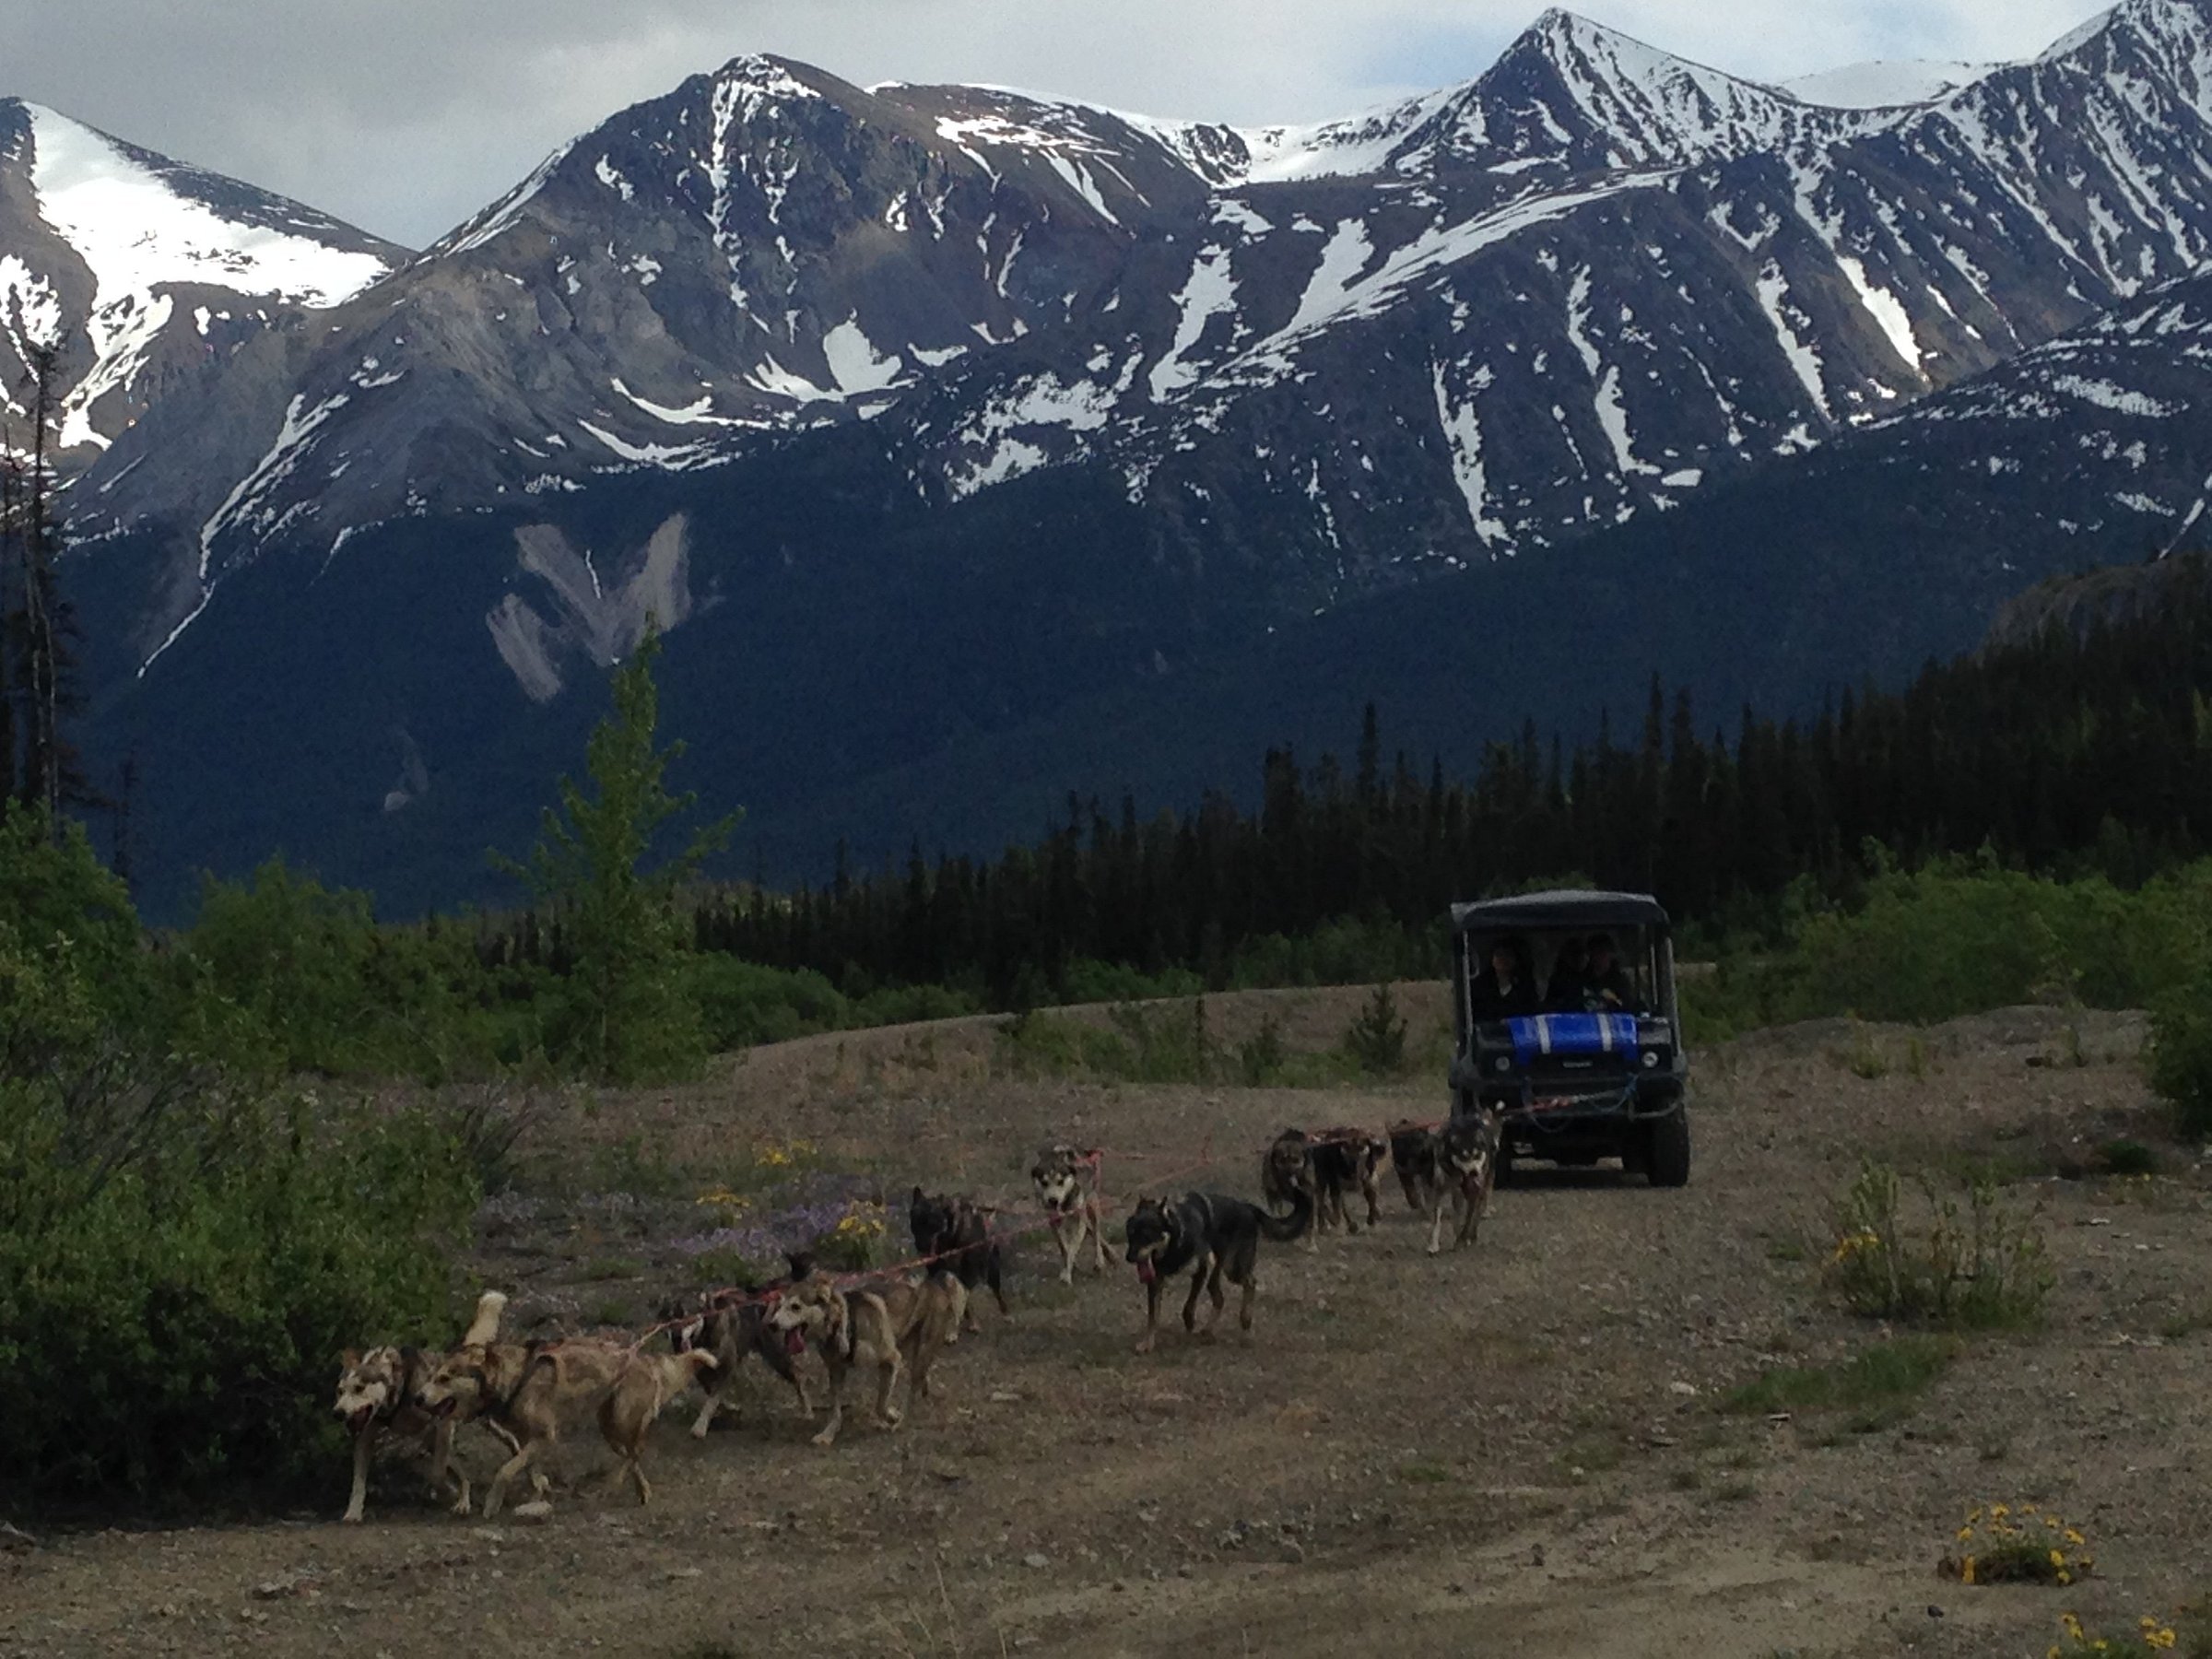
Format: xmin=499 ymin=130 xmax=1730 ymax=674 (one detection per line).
xmin=1543 ymin=937 xmax=1588 ymax=1010
xmin=1580 ymin=934 xmax=1635 ymax=1011
xmin=1469 ymin=936 xmax=1540 ymax=1019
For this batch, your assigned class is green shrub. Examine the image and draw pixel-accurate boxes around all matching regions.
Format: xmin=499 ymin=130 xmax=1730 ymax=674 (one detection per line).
xmin=2150 ymin=971 xmax=2212 ymax=1140
xmin=1060 ymin=958 xmax=1204 ymax=1005
xmin=0 ymin=1074 xmax=476 ymax=1503
xmin=1345 ymin=982 xmax=1408 ymax=1077
xmin=1826 ymin=1161 xmax=2053 ymax=1329
xmin=1238 ymin=1014 xmax=1288 ymax=1086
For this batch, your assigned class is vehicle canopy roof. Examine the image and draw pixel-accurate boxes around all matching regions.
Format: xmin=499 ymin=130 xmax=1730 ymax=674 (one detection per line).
xmin=1449 ymin=888 xmax=1670 ymax=934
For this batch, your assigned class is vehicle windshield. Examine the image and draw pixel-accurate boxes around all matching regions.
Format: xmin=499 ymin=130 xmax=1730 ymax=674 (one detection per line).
xmin=1465 ymin=924 xmax=1657 ymax=1018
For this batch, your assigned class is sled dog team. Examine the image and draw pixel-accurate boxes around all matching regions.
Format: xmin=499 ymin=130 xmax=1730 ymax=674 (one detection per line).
xmin=335 ymin=1109 xmax=1502 ymax=1523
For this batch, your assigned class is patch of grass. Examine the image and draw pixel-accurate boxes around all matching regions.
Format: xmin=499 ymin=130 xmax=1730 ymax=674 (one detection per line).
xmin=2099 ymin=1138 xmax=2162 ymax=1177
xmin=578 ymin=1131 xmax=690 ymax=1198
xmin=1723 ymin=1336 xmax=1960 ymax=1426
xmin=1559 ymin=1433 xmax=1626 ymax=1476
xmin=1766 ymin=1236 xmax=1808 ymax=1265
xmin=1714 ymin=1477 xmax=1758 ymax=1502
xmin=1668 ymin=1465 xmax=1702 ymax=1492
xmin=1835 ymin=1028 xmax=1889 ymax=1079
xmin=579 ymin=1255 xmax=645 ymax=1280
xmin=583 ymin=1298 xmax=634 ymax=1327
xmin=2158 ymin=1303 xmax=2212 ymax=1342
xmin=1395 ymin=1462 xmax=1453 ymax=1485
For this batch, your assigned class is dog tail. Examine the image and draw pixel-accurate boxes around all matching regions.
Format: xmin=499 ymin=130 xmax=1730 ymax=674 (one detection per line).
xmin=461 ymin=1290 xmax=509 ymax=1347
xmin=1256 ymin=1186 xmax=1314 ymax=1243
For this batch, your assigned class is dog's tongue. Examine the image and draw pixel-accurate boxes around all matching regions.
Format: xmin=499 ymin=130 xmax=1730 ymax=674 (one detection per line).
xmin=1136 ymin=1260 xmax=1157 ymax=1285
xmin=783 ymin=1329 xmax=806 ymax=1357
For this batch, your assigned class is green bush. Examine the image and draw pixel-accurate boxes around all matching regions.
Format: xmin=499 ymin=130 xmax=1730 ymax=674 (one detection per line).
xmin=0 ymin=927 xmax=477 ymax=1503
xmin=2150 ymin=971 xmax=2212 ymax=1140
xmin=1344 ymin=982 xmax=1408 ymax=1076
xmin=684 ymin=954 xmax=849 ymax=1049
xmin=1826 ymin=1160 xmax=2052 ymax=1330
xmin=1238 ymin=1014 xmax=1288 ymax=1086
xmin=0 ymin=826 xmax=479 ymax=1506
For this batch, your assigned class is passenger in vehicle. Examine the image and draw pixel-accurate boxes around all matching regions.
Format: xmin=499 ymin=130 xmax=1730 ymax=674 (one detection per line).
xmin=1580 ymin=934 xmax=1635 ymax=1011
xmin=1543 ymin=936 xmax=1588 ymax=1010
xmin=1469 ymin=935 xmax=1540 ymax=1018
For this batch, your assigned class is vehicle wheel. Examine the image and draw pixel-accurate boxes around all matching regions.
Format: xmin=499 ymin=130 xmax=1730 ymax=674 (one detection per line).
xmin=1494 ymin=1144 xmax=1518 ymax=1188
xmin=1644 ymin=1108 xmax=1690 ymax=1189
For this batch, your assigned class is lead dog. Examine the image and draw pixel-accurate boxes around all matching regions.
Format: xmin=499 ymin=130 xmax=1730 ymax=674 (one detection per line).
xmin=908 ymin=1187 xmax=1009 ymax=1333
xmin=1420 ymin=1109 xmax=1504 ymax=1254
xmin=765 ymin=1268 xmax=968 ymax=1447
xmin=1122 ymin=1188 xmax=1313 ymax=1353
xmin=1030 ymin=1144 xmax=1107 ymax=1284
xmin=333 ymin=1289 xmax=512 ymax=1523
xmin=660 ymin=1252 xmax=817 ymax=1437
xmin=415 ymin=1335 xmax=715 ymax=1519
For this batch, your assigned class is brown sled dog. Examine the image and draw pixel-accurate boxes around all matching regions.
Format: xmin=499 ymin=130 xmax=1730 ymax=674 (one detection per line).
xmin=1260 ymin=1127 xmax=1322 ymax=1253
xmin=765 ymin=1268 xmax=967 ymax=1447
xmin=659 ymin=1252 xmax=817 ymax=1436
xmin=1389 ymin=1120 xmax=1439 ymax=1212
xmin=1309 ymin=1127 xmax=1389 ymax=1234
xmin=333 ymin=1289 xmax=512 ymax=1523
xmin=414 ymin=1335 xmax=714 ymax=1518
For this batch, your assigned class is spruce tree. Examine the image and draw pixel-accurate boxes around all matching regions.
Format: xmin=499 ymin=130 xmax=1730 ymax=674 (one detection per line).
xmin=495 ymin=625 xmax=735 ymax=1081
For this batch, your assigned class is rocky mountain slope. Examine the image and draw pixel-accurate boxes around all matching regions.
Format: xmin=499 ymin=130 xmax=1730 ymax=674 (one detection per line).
xmin=0 ymin=100 xmax=400 ymax=461
xmin=71 ymin=0 xmax=2212 ymax=672
xmin=31 ymin=0 xmax=2212 ymax=914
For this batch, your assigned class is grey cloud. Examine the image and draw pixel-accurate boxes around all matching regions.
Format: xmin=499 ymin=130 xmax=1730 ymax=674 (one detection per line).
xmin=0 ymin=0 xmax=2122 ymax=246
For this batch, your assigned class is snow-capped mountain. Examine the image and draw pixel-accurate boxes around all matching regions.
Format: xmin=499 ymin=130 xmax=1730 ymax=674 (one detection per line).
xmin=42 ymin=0 xmax=2212 ymax=916
xmin=0 ymin=100 xmax=402 ymax=458
xmin=73 ymin=0 xmax=2212 ymax=672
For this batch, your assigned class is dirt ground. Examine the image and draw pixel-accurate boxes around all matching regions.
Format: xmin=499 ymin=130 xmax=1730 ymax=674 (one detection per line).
xmin=6 ymin=988 xmax=2209 ymax=1659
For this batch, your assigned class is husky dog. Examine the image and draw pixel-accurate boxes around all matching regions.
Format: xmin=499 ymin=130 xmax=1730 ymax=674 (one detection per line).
xmin=333 ymin=1289 xmax=511 ymax=1523
xmin=765 ymin=1269 xmax=968 ymax=1447
xmin=908 ymin=1187 xmax=1009 ymax=1333
xmin=1030 ymin=1144 xmax=1107 ymax=1285
xmin=600 ymin=1348 xmax=723 ymax=1505
xmin=1122 ymin=1188 xmax=1313 ymax=1354
xmin=1420 ymin=1109 xmax=1504 ymax=1255
xmin=1310 ymin=1128 xmax=1389 ymax=1234
xmin=415 ymin=1335 xmax=714 ymax=1519
xmin=1389 ymin=1121 xmax=1440 ymax=1213
xmin=1260 ymin=1127 xmax=1321 ymax=1253
xmin=659 ymin=1252 xmax=817 ymax=1438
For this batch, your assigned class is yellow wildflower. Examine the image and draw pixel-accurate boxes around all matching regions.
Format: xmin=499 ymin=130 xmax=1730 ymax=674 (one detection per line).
xmin=1992 ymin=1505 xmax=2010 ymax=1519
xmin=1957 ymin=1526 xmax=1974 ymax=1542
xmin=1962 ymin=1557 xmax=1977 ymax=1584
xmin=2050 ymin=1548 xmax=2066 ymax=1569
xmin=2065 ymin=1529 xmax=2085 ymax=1546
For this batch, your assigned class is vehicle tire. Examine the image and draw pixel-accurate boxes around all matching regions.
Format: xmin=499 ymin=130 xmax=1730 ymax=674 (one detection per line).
xmin=1494 ymin=1143 xmax=1518 ymax=1189
xmin=1644 ymin=1107 xmax=1690 ymax=1188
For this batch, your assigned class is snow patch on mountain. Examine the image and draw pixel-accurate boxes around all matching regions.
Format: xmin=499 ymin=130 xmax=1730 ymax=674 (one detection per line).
xmin=1779 ymin=60 xmax=1994 ymax=107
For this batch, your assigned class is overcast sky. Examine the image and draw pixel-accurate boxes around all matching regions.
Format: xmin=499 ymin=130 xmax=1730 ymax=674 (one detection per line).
xmin=3 ymin=0 xmax=2104 ymax=248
